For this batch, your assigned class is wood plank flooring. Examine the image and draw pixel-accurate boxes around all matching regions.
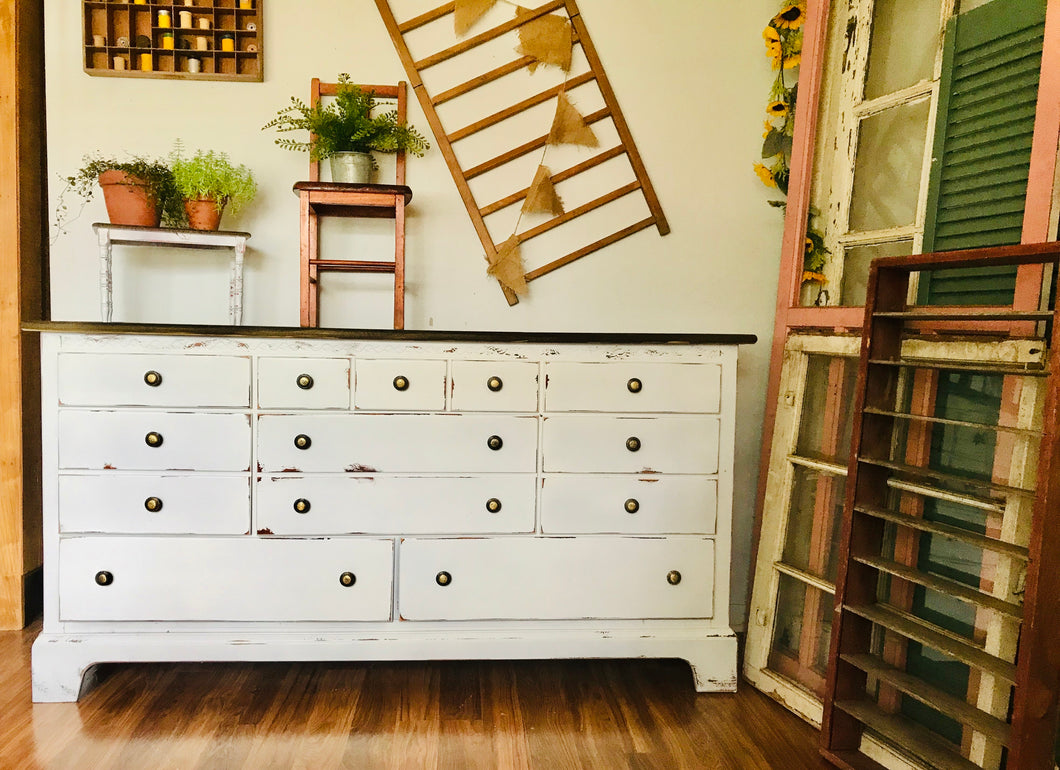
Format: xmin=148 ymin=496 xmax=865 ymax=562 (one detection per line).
xmin=0 ymin=621 xmax=827 ymax=769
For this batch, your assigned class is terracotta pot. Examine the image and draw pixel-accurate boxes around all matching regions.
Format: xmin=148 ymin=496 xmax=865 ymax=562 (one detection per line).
xmin=97 ymin=170 xmax=161 ymax=227
xmin=184 ymin=196 xmax=227 ymax=231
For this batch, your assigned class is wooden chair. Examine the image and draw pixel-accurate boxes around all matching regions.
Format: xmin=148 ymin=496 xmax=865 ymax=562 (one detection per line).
xmin=293 ymin=78 xmax=412 ymax=329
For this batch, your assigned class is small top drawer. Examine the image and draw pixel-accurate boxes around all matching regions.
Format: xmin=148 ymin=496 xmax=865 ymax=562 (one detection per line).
xmin=354 ymin=359 xmax=446 ymax=411
xmin=58 ymin=353 xmax=250 ymax=407
xmin=258 ymin=357 xmax=351 ymax=409
xmin=544 ymin=362 xmax=721 ymax=413
xmin=450 ymin=361 xmax=539 ymax=412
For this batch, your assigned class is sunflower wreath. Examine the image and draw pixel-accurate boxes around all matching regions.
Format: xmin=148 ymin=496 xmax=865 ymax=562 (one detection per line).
xmin=753 ymin=1 xmax=830 ymax=286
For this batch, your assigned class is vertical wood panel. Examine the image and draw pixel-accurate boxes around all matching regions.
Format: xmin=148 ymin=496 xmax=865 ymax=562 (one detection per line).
xmin=0 ymin=0 xmax=46 ymax=630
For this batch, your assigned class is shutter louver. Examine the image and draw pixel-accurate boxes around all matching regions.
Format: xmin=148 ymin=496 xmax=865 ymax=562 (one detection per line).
xmin=921 ymin=0 xmax=1045 ymax=304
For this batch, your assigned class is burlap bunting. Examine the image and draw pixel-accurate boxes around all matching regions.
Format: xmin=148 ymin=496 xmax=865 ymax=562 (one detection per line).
xmin=548 ymin=92 xmax=599 ymax=147
xmin=516 ymin=7 xmax=573 ymax=72
xmin=522 ymin=165 xmax=565 ymax=216
xmin=486 ymin=236 xmax=529 ymax=295
xmin=453 ymin=0 xmax=498 ymax=36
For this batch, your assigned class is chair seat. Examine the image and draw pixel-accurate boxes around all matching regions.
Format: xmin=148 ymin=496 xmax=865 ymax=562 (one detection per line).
xmin=308 ymin=259 xmax=396 ymax=273
xmin=294 ymin=182 xmax=412 ymax=219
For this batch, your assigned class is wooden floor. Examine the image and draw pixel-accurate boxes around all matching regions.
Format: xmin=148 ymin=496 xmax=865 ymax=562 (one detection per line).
xmin=1 ymin=621 xmax=827 ymax=769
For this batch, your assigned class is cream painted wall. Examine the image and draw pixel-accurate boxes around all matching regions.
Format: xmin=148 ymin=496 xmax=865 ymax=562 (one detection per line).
xmin=44 ymin=0 xmax=785 ymax=623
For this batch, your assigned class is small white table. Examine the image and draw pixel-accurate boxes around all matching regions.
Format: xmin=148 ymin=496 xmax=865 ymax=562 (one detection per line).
xmin=94 ymin=224 xmax=250 ymax=325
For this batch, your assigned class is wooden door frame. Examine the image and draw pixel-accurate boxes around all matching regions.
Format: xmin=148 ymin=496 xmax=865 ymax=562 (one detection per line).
xmin=0 ymin=0 xmax=47 ymax=630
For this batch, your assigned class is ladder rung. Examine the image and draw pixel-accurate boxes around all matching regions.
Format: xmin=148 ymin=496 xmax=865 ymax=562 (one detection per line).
xmin=856 ymin=457 xmax=1035 ymax=498
xmin=834 ymin=699 xmax=985 ymax=770
xmin=873 ymin=308 xmax=1053 ymax=322
xmin=867 ymin=358 xmax=1049 ymax=377
xmin=862 ymin=406 xmax=1043 ymax=438
xmin=309 ymin=260 xmax=396 ymax=273
xmin=852 ymin=554 xmax=1022 ymax=618
xmin=843 ymin=603 xmax=1017 ymax=682
xmin=854 ymin=505 xmax=1029 ymax=560
xmin=397 ymin=1 xmax=453 ymax=33
xmin=840 ymin=653 xmax=1012 ymax=746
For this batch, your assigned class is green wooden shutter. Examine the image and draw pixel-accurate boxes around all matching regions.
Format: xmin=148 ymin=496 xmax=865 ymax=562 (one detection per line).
xmin=920 ymin=0 xmax=1045 ymax=304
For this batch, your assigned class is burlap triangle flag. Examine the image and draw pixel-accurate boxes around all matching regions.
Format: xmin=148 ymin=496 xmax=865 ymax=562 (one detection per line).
xmin=486 ymin=235 xmax=529 ymax=295
xmin=454 ymin=0 xmax=498 ymax=36
xmin=516 ymin=6 xmax=572 ymax=73
xmin=521 ymin=165 xmax=565 ymax=216
xmin=548 ymin=92 xmax=599 ymax=147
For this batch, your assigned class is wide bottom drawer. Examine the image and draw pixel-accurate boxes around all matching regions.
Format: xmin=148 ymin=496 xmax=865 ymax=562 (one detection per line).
xmin=59 ymin=537 xmax=393 ymax=622
xmin=398 ymin=536 xmax=714 ymax=620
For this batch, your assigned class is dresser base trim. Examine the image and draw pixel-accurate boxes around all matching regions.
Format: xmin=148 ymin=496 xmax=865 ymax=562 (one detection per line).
xmin=31 ymin=628 xmax=737 ymax=701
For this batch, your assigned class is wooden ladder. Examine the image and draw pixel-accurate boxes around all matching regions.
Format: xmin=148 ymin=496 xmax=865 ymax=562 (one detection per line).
xmin=820 ymin=243 xmax=1060 ymax=769
xmin=374 ymin=0 xmax=668 ymax=304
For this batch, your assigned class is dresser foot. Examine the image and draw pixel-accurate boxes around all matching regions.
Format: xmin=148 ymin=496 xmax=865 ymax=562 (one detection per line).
xmin=31 ymin=635 xmax=100 ymax=702
xmin=683 ymin=635 xmax=738 ymax=692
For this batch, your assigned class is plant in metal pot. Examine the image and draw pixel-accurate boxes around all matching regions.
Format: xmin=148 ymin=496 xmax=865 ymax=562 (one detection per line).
xmin=54 ymin=153 xmax=184 ymax=235
xmin=262 ymin=73 xmax=430 ymax=183
xmin=169 ymin=145 xmax=257 ymax=231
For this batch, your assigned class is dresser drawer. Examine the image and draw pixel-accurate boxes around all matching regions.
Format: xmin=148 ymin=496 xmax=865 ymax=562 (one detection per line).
xmin=354 ymin=359 xmax=446 ymax=411
xmin=540 ymin=475 xmax=717 ymax=534
xmin=541 ymin=415 xmax=719 ymax=474
xmin=59 ymin=475 xmax=250 ymax=534
xmin=258 ymin=414 xmax=538 ymax=473
xmin=258 ymin=357 xmax=351 ymax=409
xmin=450 ymin=361 xmax=539 ymax=412
xmin=58 ymin=536 xmax=394 ymax=622
xmin=58 ymin=411 xmax=251 ymax=471
xmin=58 ymin=353 xmax=250 ymax=407
xmin=257 ymin=475 xmax=536 ymax=535
xmin=399 ymin=536 xmax=714 ymax=620
xmin=544 ymin=362 xmax=721 ymax=413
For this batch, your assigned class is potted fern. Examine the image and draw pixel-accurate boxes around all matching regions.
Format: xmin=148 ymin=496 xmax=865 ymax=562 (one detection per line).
xmin=262 ymin=73 xmax=430 ymax=183
xmin=56 ymin=153 xmax=184 ymax=233
xmin=170 ymin=146 xmax=257 ymax=231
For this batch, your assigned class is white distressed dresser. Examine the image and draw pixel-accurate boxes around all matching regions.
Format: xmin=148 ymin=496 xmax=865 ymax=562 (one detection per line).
xmin=28 ymin=324 xmax=755 ymax=701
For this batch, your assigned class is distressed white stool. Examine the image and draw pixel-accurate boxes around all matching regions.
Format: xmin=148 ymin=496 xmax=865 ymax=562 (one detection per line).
xmin=94 ymin=223 xmax=250 ymax=324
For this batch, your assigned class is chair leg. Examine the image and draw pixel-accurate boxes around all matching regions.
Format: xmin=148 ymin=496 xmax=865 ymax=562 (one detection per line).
xmin=394 ymin=196 xmax=406 ymax=330
xmin=299 ymin=193 xmax=315 ymax=328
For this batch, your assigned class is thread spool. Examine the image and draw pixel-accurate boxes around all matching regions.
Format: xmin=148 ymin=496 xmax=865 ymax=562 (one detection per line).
xmin=221 ymin=34 xmax=234 ymax=52
xmin=113 ymin=56 xmax=126 ymax=70
xmin=195 ymin=35 xmax=208 ymax=50
xmin=92 ymin=34 xmax=105 ymax=46
xmin=187 ymin=57 xmax=201 ymax=73
xmin=158 ymin=10 xmax=171 ymax=27
xmin=162 ymin=32 xmax=174 ymax=49
xmin=198 ymin=17 xmax=210 ymax=29
xmin=179 ymin=11 xmax=192 ymax=27
xmin=140 ymin=52 xmax=152 ymax=71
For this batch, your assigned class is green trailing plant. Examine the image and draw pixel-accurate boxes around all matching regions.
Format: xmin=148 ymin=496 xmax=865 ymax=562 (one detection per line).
xmin=54 ymin=153 xmax=184 ymax=236
xmin=262 ymin=73 xmax=430 ymax=168
xmin=170 ymin=144 xmax=257 ymax=213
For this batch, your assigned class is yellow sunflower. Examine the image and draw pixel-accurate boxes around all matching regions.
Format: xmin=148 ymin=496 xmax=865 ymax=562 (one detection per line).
xmin=767 ymin=100 xmax=788 ymax=117
xmin=782 ymin=52 xmax=801 ymax=69
xmin=773 ymin=3 xmax=805 ymax=30
xmin=763 ymin=120 xmax=774 ymax=138
xmin=753 ymin=162 xmax=777 ymax=188
xmin=802 ymin=270 xmax=827 ymax=284
xmin=762 ymin=25 xmax=782 ymax=57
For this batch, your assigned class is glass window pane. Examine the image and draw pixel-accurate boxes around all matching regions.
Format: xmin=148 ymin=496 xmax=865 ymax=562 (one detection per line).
xmin=840 ymin=240 xmax=914 ymax=307
xmin=849 ymin=99 xmax=932 ymax=232
xmin=864 ymin=0 xmax=942 ymax=100
xmin=782 ymin=466 xmax=846 ymax=583
xmin=768 ymin=574 xmax=832 ymax=698
xmin=796 ymin=354 xmax=861 ymax=464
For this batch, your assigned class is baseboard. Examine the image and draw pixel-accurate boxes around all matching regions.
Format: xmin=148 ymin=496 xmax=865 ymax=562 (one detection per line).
xmin=23 ymin=566 xmax=42 ymax=624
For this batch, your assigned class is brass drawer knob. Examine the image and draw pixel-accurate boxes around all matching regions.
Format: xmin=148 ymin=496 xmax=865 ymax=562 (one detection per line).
xmin=667 ymin=570 xmax=682 ymax=586
xmin=625 ymin=436 xmax=641 ymax=452
xmin=144 ymin=496 xmax=163 ymax=512
xmin=624 ymin=498 xmax=640 ymax=514
xmin=296 ymin=373 xmax=314 ymax=390
xmin=627 ymin=377 xmax=642 ymax=393
xmin=294 ymin=434 xmax=312 ymax=450
xmin=339 ymin=571 xmax=356 ymax=587
xmin=393 ymin=375 xmax=409 ymax=391
xmin=145 ymin=431 xmax=164 ymax=448
xmin=95 ymin=570 xmax=113 ymax=586
xmin=144 ymin=370 xmax=163 ymax=387
xmin=486 ymin=497 xmax=502 ymax=513
xmin=436 ymin=571 xmax=452 ymax=586
xmin=487 ymin=435 xmax=503 ymax=451
xmin=293 ymin=498 xmax=311 ymax=514
xmin=487 ymin=376 xmax=503 ymax=392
